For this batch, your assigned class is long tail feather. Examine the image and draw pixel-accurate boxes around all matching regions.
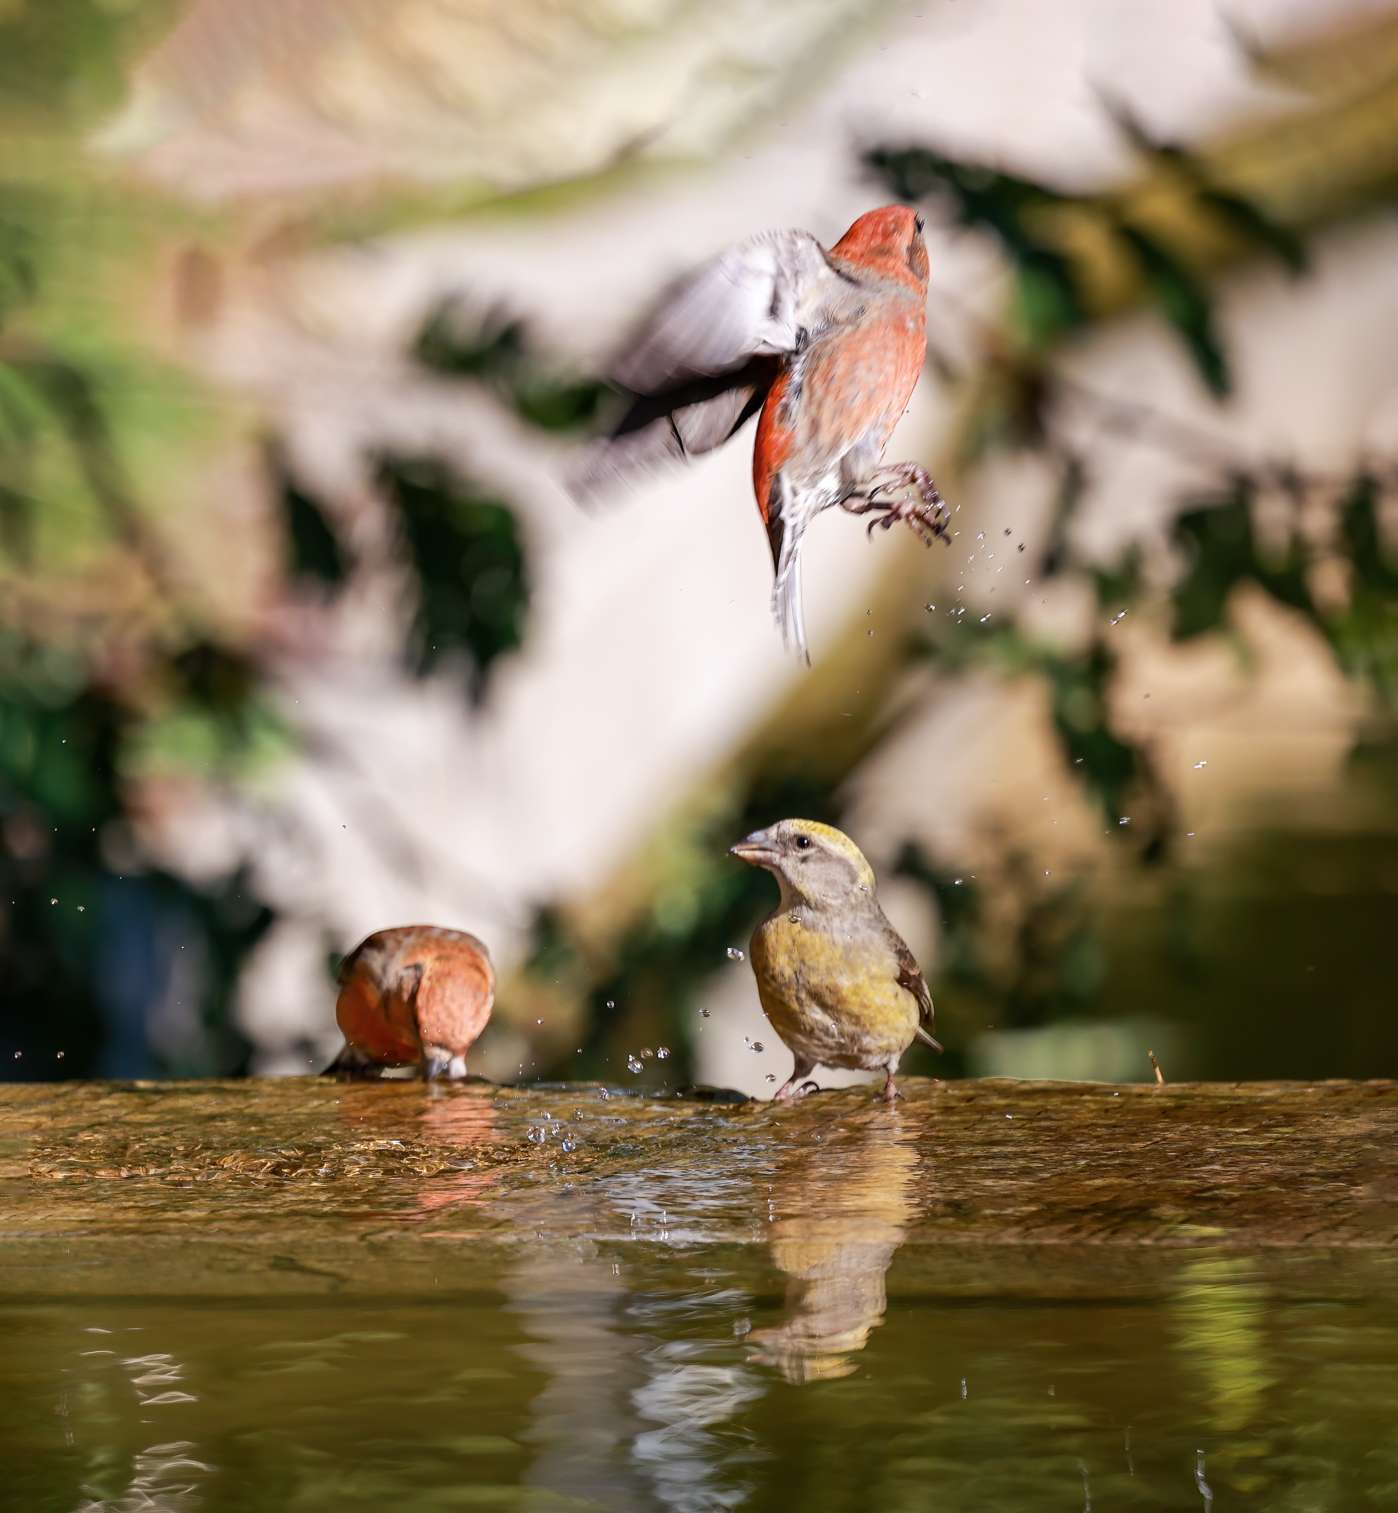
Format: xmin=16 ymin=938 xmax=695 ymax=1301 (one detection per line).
xmin=769 ymin=475 xmax=811 ymax=663
xmin=915 ymin=1025 xmax=944 ymax=1053
xmin=772 ymin=551 xmax=809 ymax=663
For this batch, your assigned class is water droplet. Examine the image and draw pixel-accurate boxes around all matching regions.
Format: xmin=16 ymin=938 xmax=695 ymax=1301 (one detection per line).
xmin=1108 ymin=609 xmax=1129 ymax=627
xmin=1193 ymin=760 xmax=1208 ymax=770
xmin=605 ymin=999 xmax=615 ymax=1010
xmin=924 ymin=602 xmax=936 ymax=612
xmin=526 ymin=1127 xmax=547 ymax=1145
xmin=979 ymin=613 xmax=991 ymax=624
xmin=626 ymin=1055 xmax=643 ymax=1074
xmin=765 ymin=1073 xmax=776 ymax=1083
xmin=960 ymin=1378 xmax=968 ymax=1399
xmin=1118 ymin=816 xmax=1131 ymax=827
xmin=49 ymin=897 xmax=57 ymax=906
xmin=749 ymin=1040 xmax=764 ymax=1054
xmin=655 ymin=1046 xmax=670 ymax=1061
xmin=56 ymin=1051 xmax=65 ymax=1060
xmin=726 ymin=947 xmax=745 ymax=962
xmin=953 ymin=877 xmax=964 ymax=886
xmin=698 ymin=1007 xmax=711 ymax=1018
xmin=597 ymin=1088 xmax=611 ymax=1100
xmin=1017 ymin=543 xmax=1026 ymax=553
xmin=560 ymin=1137 xmax=577 ymax=1153
xmin=76 ymin=905 xmax=85 ymax=913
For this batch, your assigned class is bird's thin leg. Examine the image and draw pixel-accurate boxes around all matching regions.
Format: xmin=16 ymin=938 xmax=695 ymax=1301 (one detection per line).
xmin=773 ymin=1057 xmax=817 ymax=1101
xmin=880 ymin=1066 xmax=901 ymax=1103
xmin=841 ymin=463 xmax=950 ymax=546
xmin=421 ymin=1046 xmax=469 ymax=1081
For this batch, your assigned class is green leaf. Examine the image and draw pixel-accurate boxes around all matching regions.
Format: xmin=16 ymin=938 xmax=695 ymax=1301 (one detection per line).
xmin=1170 ymin=482 xmax=1256 ymax=639
xmin=0 ymin=481 xmax=35 ymax=561
xmin=413 ymin=301 xmax=525 ymax=379
xmin=413 ymin=298 xmax=607 ymax=432
xmin=1339 ymin=472 xmax=1398 ymax=588
xmin=1114 ymin=223 xmax=1229 ymax=395
xmin=1040 ymin=453 xmax=1089 ymax=576
xmin=1100 ymin=98 xmax=1308 ymax=276
xmin=512 ymin=375 xmax=607 ymax=433
xmin=1170 ymin=478 xmax=1314 ymax=639
xmin=1043 ymin=640 xmax=1141 ymax=823
xmin=272 ymin=451 xmax=348 ymax=587
xmin=865 ymin=144 xmax=1086 ymax=345
xmin=375 ymin=453 xmax=531 ymax=702
xmin=1196 ymin=187 xmax=1308 ymax=275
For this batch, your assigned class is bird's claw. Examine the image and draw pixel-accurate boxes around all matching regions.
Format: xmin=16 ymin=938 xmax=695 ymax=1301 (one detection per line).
xmin=847 ymin=466 xmax=950 ymax=547
xmin=862 ymin=497 xmax=949 ymax=546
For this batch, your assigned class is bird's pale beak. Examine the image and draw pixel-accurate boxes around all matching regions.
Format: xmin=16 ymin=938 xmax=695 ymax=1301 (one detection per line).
xmin=729 ymin=829 xmax=780 ymax=867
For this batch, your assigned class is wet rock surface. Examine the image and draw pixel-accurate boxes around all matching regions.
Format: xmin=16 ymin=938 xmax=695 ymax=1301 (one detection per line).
xmin=4 ymin=1078 xmax=1398 ymax=1510
xmin=3 ymin=1078 xmax=1394 ymax=1299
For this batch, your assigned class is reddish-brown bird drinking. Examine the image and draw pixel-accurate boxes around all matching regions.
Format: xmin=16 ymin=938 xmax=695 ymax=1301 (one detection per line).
xmin=574 ymin=205 xmax=947 ymax=661
xmin=325 ymin=925 xmax=495 ymax=1080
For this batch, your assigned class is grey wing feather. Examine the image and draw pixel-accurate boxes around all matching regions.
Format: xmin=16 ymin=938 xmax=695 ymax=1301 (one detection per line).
xmin=570 ymin=379 xmax=764 ymax=499
xmin=612 ymin=229 xmax=843 ymax=390
xmin=890 ymin=930 xmax=942 ymax=1052
xmin=571 ymin=229 xmax=851 ymax=500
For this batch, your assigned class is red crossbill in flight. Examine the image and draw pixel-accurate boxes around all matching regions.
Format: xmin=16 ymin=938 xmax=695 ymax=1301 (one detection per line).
xmin=576 ymin=205 xmax=947 ymax=662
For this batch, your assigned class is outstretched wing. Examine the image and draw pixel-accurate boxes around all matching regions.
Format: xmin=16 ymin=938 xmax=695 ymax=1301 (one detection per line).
xmin=571 ymin=228 xmax=854 ymax=496
xmin=612 ymin=229 xmax=844 ymax=390
xmin=890 ymin=931 xmax=942 ymax=1052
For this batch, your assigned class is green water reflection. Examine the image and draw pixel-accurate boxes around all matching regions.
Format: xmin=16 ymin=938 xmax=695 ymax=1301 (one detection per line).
xmin=5 ymin=1251 xmax=1398 ymax=1510
xmin=2 ymin=1079 xmax=1395 ymax=1510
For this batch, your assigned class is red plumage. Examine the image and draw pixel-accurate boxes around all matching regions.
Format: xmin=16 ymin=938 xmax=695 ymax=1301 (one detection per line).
xmin=577 ymin=205 xmax=947 ymax=661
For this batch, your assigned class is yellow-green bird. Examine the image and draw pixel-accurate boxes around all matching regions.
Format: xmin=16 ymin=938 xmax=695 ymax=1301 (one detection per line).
xmin=730 ymin=819 xmax=942 ymax=1103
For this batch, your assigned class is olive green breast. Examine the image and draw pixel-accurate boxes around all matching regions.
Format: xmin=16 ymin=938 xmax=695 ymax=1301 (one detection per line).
xmin=750 ymin=910 xmax=919 ymax=1069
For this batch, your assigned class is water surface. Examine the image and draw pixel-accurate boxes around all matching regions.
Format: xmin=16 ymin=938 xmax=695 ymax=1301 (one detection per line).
xmin=2 ymin=1078 xmax=1394 ymax=1510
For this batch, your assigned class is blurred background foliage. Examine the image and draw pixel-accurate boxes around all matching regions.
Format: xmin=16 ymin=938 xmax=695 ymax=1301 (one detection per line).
xmin=2 ymin=0 xmax=1396 ymax=1085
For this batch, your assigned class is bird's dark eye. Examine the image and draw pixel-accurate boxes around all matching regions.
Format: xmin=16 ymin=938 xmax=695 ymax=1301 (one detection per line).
xmin=914 ymin=213 xmax=925 ymax=234
xmin=794 ymin=835 xmax=813 ymax=851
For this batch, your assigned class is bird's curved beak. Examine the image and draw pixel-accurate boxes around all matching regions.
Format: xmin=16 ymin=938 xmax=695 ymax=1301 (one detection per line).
xmin=729 ymin=829 xmax=780 ymax=867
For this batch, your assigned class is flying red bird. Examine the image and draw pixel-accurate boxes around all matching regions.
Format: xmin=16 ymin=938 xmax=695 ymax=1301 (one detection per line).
xmin=574 ymin=204 xmax=947 ymax=661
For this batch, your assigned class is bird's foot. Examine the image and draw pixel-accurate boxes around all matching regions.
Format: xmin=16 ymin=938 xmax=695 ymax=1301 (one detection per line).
xmin=844 ymin=465 xmax=950 ymax=547
xmin=773 ymin=1072 xmax=818 ymax=1101
xmin=880 ymin=1072 xmax=902 ymax=1103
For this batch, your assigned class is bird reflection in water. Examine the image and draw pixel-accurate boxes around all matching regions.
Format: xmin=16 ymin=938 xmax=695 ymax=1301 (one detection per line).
xmin=331 ymin=1082 xmax=507 ymax=1221
xmin=747 ymin=1103 xmax=920 ymax=1384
